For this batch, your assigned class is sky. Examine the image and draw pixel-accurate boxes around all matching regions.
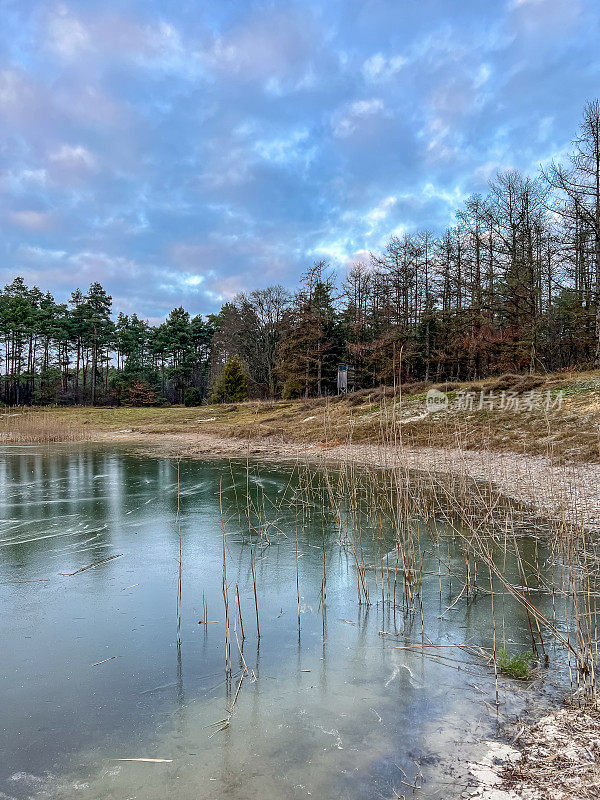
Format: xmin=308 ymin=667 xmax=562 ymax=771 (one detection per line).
xmin=1 ymin=0 xmax=599 ymax=321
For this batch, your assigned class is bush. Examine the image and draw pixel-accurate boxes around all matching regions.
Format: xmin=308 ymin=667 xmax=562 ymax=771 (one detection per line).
xmin=183 ymin=387 xmax=203 ymax=407
xmin=490 ymin=374 xmax=544 ymax=392
xmin=33 ymin=369 xmax=62 ymax=405
xmin=127 ymin=382 xmax=156 ymax=406
xmin=496 ymin=648 xmax=536 ymax=679
xmin=212 ymin=356 xmax=248 ymax=403
xmin=281 ymin=378 xmax=304 ymax=400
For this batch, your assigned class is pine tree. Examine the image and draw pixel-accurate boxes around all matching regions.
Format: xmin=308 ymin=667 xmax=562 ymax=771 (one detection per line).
xmin=83 ymin=283 xmax=113 ymax=404
xmin=212 ymin=356 xmax=248 ymax=403
xmin=276 ymin=262 xmax=339 ymax=397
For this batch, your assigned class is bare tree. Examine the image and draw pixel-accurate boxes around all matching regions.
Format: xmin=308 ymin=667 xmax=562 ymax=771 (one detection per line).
xmin=546 ymin=100 xmax=600 ymax=365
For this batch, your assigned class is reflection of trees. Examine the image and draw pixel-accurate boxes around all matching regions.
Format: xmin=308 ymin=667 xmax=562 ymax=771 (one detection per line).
xmin=0 ymin=451 xmax=158 ymax=572
xmin=0 ymin=452 xmax=114 ymax=570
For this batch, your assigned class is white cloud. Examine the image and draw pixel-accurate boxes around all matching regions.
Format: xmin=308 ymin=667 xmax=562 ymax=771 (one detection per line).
xmin=18 ymin=245 xmax=67 ymax=261
xmin=254 ymin=128 xmax=316 ymax=168
xmin=50 ymin=144 xmax=98 ymax=171
xmin=53 ymin=83 xmax=124 ymax=128
xmin=362 ymin=53 xmax=407 ymax=82
xmin=139 ymin=21 xmax=205 ymax=80
xmin=203 ymin=9 xmax=319 ymax=86
xmin=20 ymin=169 xmax=48 ymax=185
xmin=474 ymin=64 xmax=492 ymax=88
xmin=308 ymin=238 xmax=355 ymax=262
xmin=264 ymin=65 xmax=318 ymax=97
xmin=47 ymin=4 xmax=92 ymax=59
xmin=422 ymin=182 xmax=467 ymax=207
xmin=0 ymin=70 xmax=21 ymax=108
xmin=364 ymin=196 xmax=397 ymax=232
xmin=199 ymin=146 xmax=253 ymax=188
xmin=332 ymin=98 xmax=385 ymax=138
xmin=182 ymin=274 xmax=205 ymax=287
xmin=351 ymin=99 xmax=385 ymax=116
xmin=3 ymin=168 xmax=48 ymax=193
xmin=537 ymin=116 xmax=554 ymax=142
xmin=508 ymin=0 xmax=582 ymax=33
xmin=9 ymin=210 xmax=53 ymax=230
xmin=0 ymin=69 xmax=36 ymax=121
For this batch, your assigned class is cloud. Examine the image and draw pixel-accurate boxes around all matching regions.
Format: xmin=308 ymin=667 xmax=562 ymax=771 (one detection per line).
xmin=46 ymin=4 xmax=92 ymax=59
xmin=332 ymin=98 xmax=386 ymax=138
xmin=0 ymin=68 xmax=38 ymax=124
xmin=0 ymin=69 xmax=23 ymax=109
xmin=203 ymin=6 xmax=326 ymax=87
xmin=1 ymin=0 xmax=599 ymax=317
xmin=508 ymin=0 xmax=583 ymax=36
xmin=362 ymin=53 xmax=407 ymax=82
xmin=199 ymin=145 xmax=255 ymax=189
xmin=254 ymin=128 xmax=316 ymax=169
xmin=3 ymin=168 xmax=48 ymax=193
xmin=9 ymin=210 xmax=53 ymax=230
xmin=364 ymin=196 xmax=397 ymax=234
xmin=52 ymin=82 xmax=125 ymax=128
xmin=50 ymin=144 xmax=98 ymax=171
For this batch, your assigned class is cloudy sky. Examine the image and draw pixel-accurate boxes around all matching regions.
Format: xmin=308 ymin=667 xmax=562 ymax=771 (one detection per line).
xmin=1 ymin=0 xmax=599 ymax=320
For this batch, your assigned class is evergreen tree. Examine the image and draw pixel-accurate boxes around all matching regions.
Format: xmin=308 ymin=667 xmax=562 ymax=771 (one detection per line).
xmin=212 ymin=356 xmax=248 ymax=403
xmin=83 ymin=283 xmax=113 ymax=404
xmin=277 ymin=262 xmax=339 ymax=397
xmin=3 ymin=99 xmax=600 ymax=404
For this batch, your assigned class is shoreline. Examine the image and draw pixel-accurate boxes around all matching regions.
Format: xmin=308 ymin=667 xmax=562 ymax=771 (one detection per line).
xmin=71 ymin=430 xmax=600 ymax=798
xmin=91 ymin=429 xmax=600 ymax=533
xmin=465 ymin=705 xmax=600 ymax=800
xmin=4 ymin=426 xmax=600 ymax=797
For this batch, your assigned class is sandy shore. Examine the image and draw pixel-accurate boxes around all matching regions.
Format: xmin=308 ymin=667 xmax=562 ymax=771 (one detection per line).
xmin=464 ymin=706 xmax=600 ymax=800
xmin=94 ymin=429 xmax=600 ymax=532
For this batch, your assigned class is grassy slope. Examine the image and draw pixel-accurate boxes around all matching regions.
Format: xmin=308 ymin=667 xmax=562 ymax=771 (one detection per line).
xmin=8 ymin=369 xmax=600 ymax=463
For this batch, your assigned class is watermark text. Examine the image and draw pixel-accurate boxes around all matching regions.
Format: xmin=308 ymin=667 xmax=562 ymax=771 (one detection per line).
xmin=425 ymin=388 xmax=563 ymax=413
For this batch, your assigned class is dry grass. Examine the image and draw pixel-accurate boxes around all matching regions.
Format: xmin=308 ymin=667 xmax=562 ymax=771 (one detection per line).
xmin=213 ymin=439 xmax=600 ymax=707
xmin=2 ymin=368 xmax=598 ymax=461
xmin=5 ymin=373 xmax=600 ymax=785
xmin=0 ymin=408 xmax=92 ymax=443
xmin=493 ymin=707 xmax=600 ymax=799
xmin=14 ymin=388 xmax=592 ymax=703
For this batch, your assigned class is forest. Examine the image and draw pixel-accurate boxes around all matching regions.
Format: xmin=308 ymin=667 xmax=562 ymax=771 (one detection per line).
xmin=2 ymin=100 xmax=600 ymax=407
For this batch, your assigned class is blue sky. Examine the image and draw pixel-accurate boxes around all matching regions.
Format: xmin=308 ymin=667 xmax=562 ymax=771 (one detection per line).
xmin=1 ymin=0 xmax=599 ymax=321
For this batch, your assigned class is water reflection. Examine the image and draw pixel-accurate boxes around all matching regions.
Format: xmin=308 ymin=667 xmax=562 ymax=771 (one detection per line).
xmin=0 ymin=447 xmax=566 ymax=800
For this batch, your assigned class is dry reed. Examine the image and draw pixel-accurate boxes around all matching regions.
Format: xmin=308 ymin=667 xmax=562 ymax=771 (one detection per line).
xmin=0 ymin=408 xmax=91 ymax=443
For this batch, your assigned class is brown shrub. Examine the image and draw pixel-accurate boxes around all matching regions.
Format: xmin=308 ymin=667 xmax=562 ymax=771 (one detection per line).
xmin=489 ymin=373 xmax=544 ymax=392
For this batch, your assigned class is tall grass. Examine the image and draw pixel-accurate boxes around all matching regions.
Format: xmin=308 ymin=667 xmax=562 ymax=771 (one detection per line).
xmin=217 ymin=400 xmax=600 ymax=708
xmin=0 ymin=408 xmax=90 ymax=443
xmin=10 ymin=401 xmax=597 ymax=708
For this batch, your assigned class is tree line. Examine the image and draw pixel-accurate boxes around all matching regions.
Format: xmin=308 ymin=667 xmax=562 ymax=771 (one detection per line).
xmin=2 ymin=100 xmax=600 ymax=406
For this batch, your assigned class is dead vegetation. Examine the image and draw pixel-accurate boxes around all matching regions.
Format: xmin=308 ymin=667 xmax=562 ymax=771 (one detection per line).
xmin=4 ymin=372 xmax=600 ymax=794
xmin=3 ymin=368 xmax=598 ymax=462
xmin=505 ymin=707 xmax=600 ymax=799
xmin=207 ymin=439 xmax=600 ymax=779
xmin=0 ymin=407 xmax=92 ymax=443
xmin=468 ymin=707 xmax=600 ymax=799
